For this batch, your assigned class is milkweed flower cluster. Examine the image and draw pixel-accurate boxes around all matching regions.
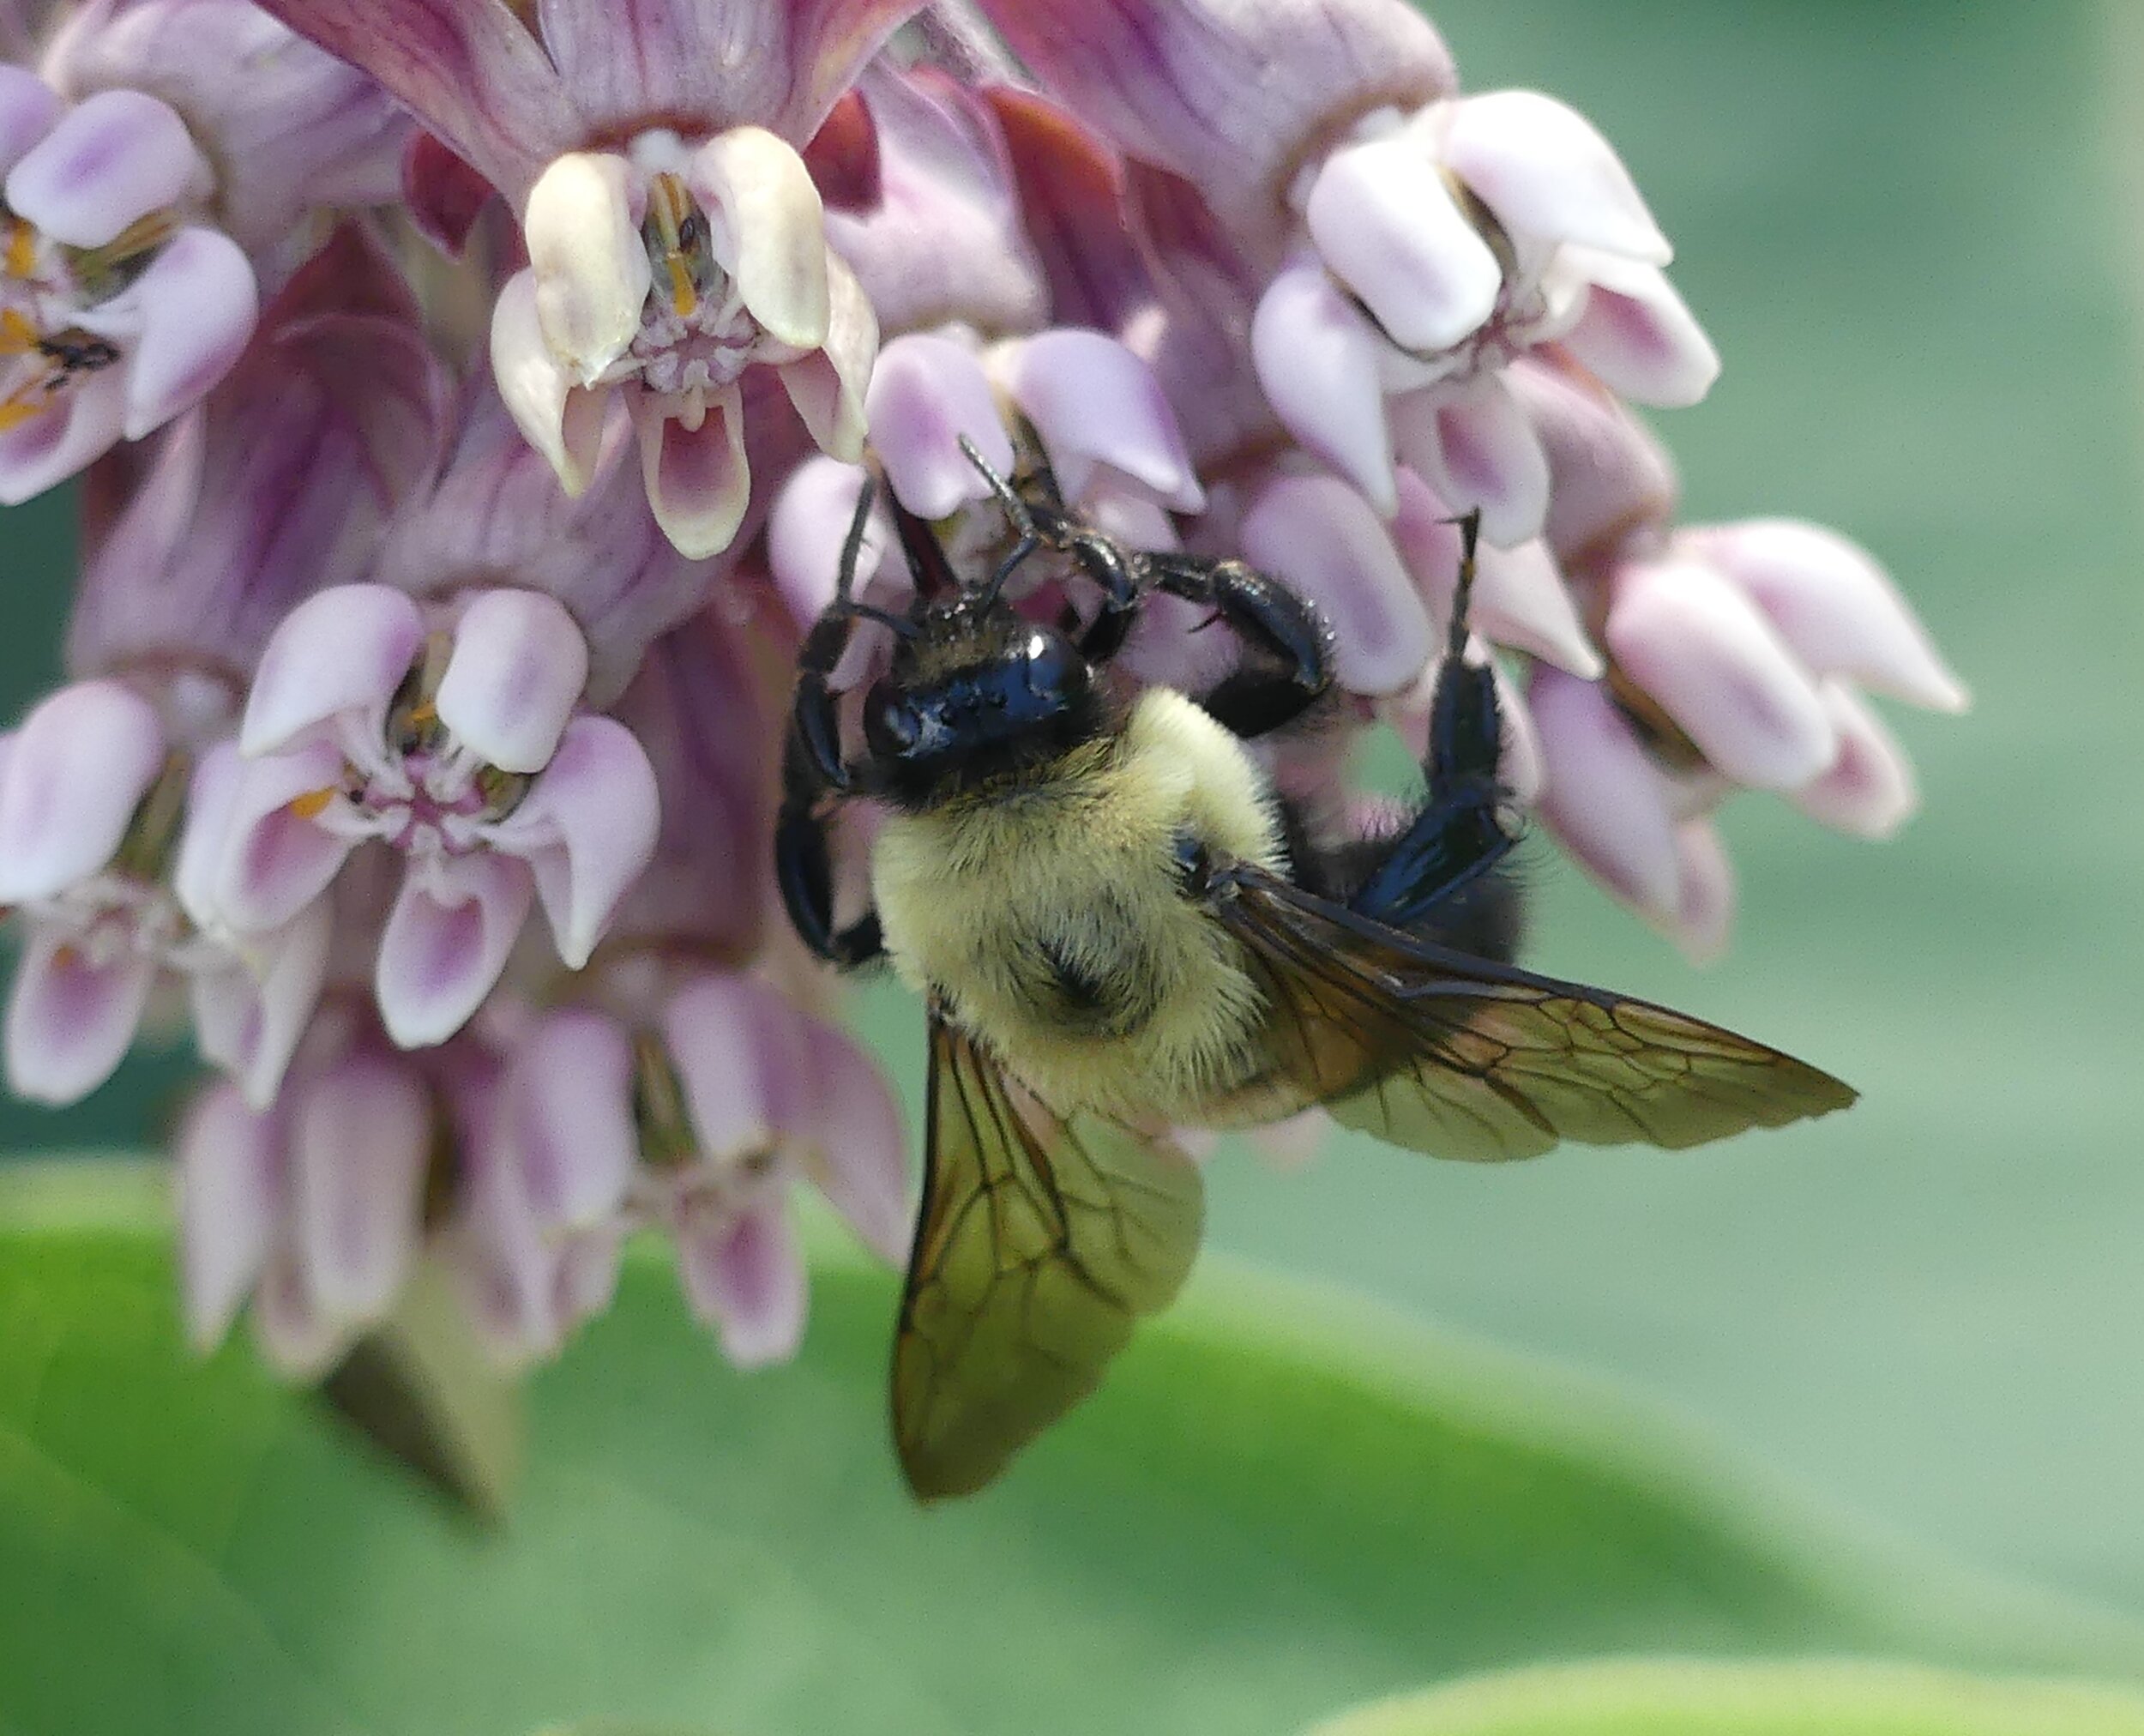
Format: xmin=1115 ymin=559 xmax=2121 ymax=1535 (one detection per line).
xmin=0 ymin=0 xmax=1963 ymax=1376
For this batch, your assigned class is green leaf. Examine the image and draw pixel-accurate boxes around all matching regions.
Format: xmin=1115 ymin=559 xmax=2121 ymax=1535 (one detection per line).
xmin=4 ymin=1161 xmax=2142 ymax=1736
xmin=1310 ymin=1659 xmax=2144 ymax=1736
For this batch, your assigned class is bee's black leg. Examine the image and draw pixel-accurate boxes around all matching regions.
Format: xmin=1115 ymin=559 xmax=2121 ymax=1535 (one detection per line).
xmin=776 ymin=483 xmax=888 ymax=967
xmin=1345 ymin=512 xmax=1520 ymax=946
xmin=1144 ymin=551 xmax=1333 ymax=738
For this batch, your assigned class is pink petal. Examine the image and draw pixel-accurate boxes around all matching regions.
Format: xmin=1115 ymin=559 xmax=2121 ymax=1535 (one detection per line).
xmin=489 ymin=268 xmax=612 ymax=497
xmin=1239 ymin=473 xmax=1432 ymax=695
xmin=1664 ymin=819 xmax=1735 ymax=965
xmin=1250 ymin=258 xmax=1397 ymax=513
xmin=3 ymin=922 xmax=154 ymax=1105
xmin=0 ymin=679 xmax=163 ymax=901
xmin=1441 ymin=90 xmax=1670 ymax=263
xmin=536 ymin=0 xmax=918 ymax=149
xmin=864 ymin=331 xmax=1013 ymax=519
xmin=482 ymin=714 xmax=659 ymax=967
xmin=214 ymin=740 xmax=355 ymax=931
xmin=765 ymin=455 xmax=882 ymax=631
xmin=503 ymin=1007 xmax=637 ymax=1229
xmin=637 ymin=389 xmax=752 ymax=559
xmin=973 ymin=0 xmax=1454 ymax=244
xmin=0 ymin=371 xmax=128 ymax=505
xmin=1560 ymin=262 xmax=1719 ymax=408
xmin=437 ymin=588 xmax=589 ymax=775
xmin=3 ymin=88 xmax=203 ymax=246
xmin=0 ymin=67 xmax=61 ymax=176
xmin=175 ymin=1082 xmax=283 ymax=1351
xmin=662 ymin=972 xmax=792 ymax=1160
xmin=677 ymin=1197 xmax=807 ymax=1370
xmin=1391 ymin=469 xmax=1601 ymax=677
xmin=1391 ymin=376 xmax=1551 ymax=548
xmin=796 ymin=1014 xmax=911 ymax=1263
xmin=117 ymin=227 xmax=259 ymax=439
xmin=251 ymin=1246 xmax=349 ymax=1377
xmin=188 ymin=898 xmax=332 ymax=1110
xmin=1306 ymin=134 xmax=1502 ymax=353
xmin=402 ymin=130 xmax=497 ymax=254
xmin=374 ymin=851 xmax=535 ymax=1048
xmin=777 ymin=251 xmax=876 ymax=462
xmin=1607 ymin=559 xmax=1838 ymax=790
xmin=1531 ymin=666 xmax=1680 ymax=920
xmin=172 ymin=739 xmax=244 ymax=931
xmin=1687 ymin=520 xmax=1970 ymax=713
xmin=241 ymin=583 xmax=423 ymax=756
xmin=251 ymin=0 xmax=569 ymax=205
xmin=290 ymin=1050 xmax=430 ymax=1322
xmin=1503 ymin=357 xmax=1678 ymax=564
xmin=1003 ymin=328 xmax=1203 ymax=510
xmin=1792 ymin=682 xmax=1919 ymax=841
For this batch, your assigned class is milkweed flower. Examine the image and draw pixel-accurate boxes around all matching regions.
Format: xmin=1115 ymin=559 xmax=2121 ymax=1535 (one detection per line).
xmin=0 ymin=0 xmax=1962 ymax=1376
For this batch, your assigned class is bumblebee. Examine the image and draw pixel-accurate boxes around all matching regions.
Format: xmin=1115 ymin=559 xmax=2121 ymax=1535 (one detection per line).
xmin=776 ymin=443 xmax=1855 ymax=1499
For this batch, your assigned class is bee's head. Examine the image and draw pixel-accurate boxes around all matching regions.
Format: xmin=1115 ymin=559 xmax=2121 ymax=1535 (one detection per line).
xmin=862 ymin=602 xmax=1103 ymax=807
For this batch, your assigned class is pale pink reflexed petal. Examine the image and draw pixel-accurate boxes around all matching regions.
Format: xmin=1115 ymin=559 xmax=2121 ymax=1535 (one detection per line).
xmin=1391 ymin=469 xmax=1600 ymax=677
xmin=1003 ymin=328 xmax=1203 ymax=510
xmin=1792 ymin=682 xmax=1918 ymax=841
xmin=1391 ymin=377 xmax=1551 ymax=548
xmin=797 ymin=1014 xmax=911 ymax=1263
xmin=1503 ymin=356 xmax=1677 ymax=564
xmin=441 ymin=1204 xmax=559 ymax=1368
xmin=1607 ymin=559 xmax=1837 ymax=790
xmin=375 ymin=851 xmax=536 ymax=1048
xmin=248 ymin=0 xmax=568 ymax=204
xmin=3 ymin=89 xmax=203 ymax=246
xmin=1688 ymin=520 xmax=1970 ymax=713
xmin=526 ymin=152 xmax=650 ymax=383
xmin=678 ymin=1197 xmax=808 ymax=1370
xmin=690 ymin=126 xmax=831 ymax=349
xmin=765 ymin=455 xmax=880 ymax=630
xmin=119 ymin=228 xmax=260 ymax=440
xmin=637 ymin=389 xmax=752 ymax=559
xmin=174 ymin=1082 xmax=281 ymax=1350
xmin=864 ymin=331 xmax=1012 ymax=519
xmin=0 ymin=68 xmax=61 ymax=175
xmin=490 ymin=268 xmax=612 ymax=496
xmin=0 ymin=679 xmax=163 ymax=901
xmin=189 ymin=897 xmax=332 ymax=1110
xmin=251 ymin=1246 xmax=347 ymax=1377
xmin=290 ymin=1051 xmax=429 ymax=1322
xmin=1239 ymin=473 xmax=1432 ymax=695
xmin=1251 ymin=259 xmax=1397 ymax=513
xmin=778 ymin=252 xmax=876 ymax=461
xmin=663 ymin=972 xmax=787 ymax=1160
xmin=536 ymin=0 xmax=918 ymax=146
xmin=483 ymin=715 xmax=659 ymax=968
xmin=241 ymin=583 xmax=423 ymax=756
xmin=0 ymin=371 xmax=127 ymax=505
xmin=214 ymin=740 xmax=354 ymax=931
xmin=402 ymin=130 xmax=497 ymax=254
xmin=1306 ymin=135 xmax=1502 ymax=353
xmin=1440 ymin=90 xmax=1670 ymax=263
xmin=554 ymin=1227 xmax=624 ymax=1335
xmin=1560 ymin=262 xmax=1719 ymax=408
xmin=506 ymin=1007 xmax=636 ymax=1228
xmin=3 ymin=923 xmax=155 ymax=1105
xmin=436 ymin=589 xmax=589 ymax=775
xmin=1666 ymin=818 xmax=1734 ymax=965
xmin=1491 ymin=656 xmax=1546 ymax=805
xmin=1531 ymin=666 xmax=1680 ymax=920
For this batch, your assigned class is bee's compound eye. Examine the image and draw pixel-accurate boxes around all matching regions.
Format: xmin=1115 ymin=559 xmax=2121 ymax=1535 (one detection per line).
xmin=1021 ymin=627 xmax=1087 ymax=702
xmin=863 ymin=681 xmax=921 ymax=758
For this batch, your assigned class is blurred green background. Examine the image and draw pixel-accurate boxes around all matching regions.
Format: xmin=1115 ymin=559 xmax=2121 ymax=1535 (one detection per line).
xmin=3 ymin=0 xmax=2139 ymax=1626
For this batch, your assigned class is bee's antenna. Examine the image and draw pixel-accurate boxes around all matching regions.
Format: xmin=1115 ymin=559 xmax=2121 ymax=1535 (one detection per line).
xmin=835 ymin=473 xmax=877 ymax=606
xmin=1447 ymin=508 xmax=1481 ymax=658
xmin=959 ymin=432 xmax=1041 ymax=608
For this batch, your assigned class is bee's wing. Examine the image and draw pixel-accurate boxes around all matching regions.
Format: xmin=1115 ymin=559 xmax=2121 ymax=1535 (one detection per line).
xmin=892 ymin=1005 xmax=1204 ymax=1499
xmin=1208 ymin=861 xmax=1856 ymax=1160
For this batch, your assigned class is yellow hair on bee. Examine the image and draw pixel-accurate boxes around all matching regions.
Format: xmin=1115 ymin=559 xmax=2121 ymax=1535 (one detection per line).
xmin=872 ymin=688 xmax=1286 ymax=1121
